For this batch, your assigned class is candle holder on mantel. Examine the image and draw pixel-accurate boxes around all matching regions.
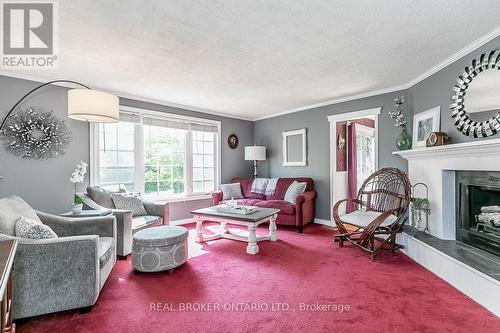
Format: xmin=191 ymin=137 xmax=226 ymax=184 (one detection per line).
xmin=410 ymin=182 xmax=430 ymax=237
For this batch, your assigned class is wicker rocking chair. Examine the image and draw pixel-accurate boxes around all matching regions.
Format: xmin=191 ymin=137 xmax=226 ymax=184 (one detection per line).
xmin=333 ymin=167 xmax=412 ymax=260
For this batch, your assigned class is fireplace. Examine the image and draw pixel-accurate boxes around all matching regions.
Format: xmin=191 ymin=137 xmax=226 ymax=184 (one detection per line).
xmin=456 ymin=171 xmax=500 ymax=257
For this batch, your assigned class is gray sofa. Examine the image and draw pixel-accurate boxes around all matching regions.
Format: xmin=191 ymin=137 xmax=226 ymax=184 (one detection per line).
xmin=0 ymin=196 xmax=116 ymax=319
xmin=78 ymin=186 xmax=169 ymax=258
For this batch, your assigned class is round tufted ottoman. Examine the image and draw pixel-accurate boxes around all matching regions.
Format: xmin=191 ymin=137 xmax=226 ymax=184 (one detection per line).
xmin=132 ymin=225 xmax=188 ymax=273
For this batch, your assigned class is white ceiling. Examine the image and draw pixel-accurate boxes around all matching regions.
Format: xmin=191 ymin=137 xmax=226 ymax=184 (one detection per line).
xmin=3 ymin=1 xmax=500 ymax=120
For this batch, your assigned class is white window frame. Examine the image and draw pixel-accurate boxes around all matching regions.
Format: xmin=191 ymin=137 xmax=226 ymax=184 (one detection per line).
xmin=90 ymin=105 xmax=222 ymax=199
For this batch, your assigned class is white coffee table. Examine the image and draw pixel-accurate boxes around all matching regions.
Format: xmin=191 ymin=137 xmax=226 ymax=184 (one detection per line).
xmin=191 ymin=206 xmax=280 ymax=254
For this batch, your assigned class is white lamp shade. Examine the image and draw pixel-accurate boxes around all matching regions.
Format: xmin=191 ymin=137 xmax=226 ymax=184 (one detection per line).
xmin=67 ymin=89 xmax=119 ymax=122
xmin=245 ymin=146 xmax=266 ymax=161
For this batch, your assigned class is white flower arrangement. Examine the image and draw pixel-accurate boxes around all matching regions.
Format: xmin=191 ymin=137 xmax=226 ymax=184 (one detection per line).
xmin=70 ymin=161 xmax=88 ymax=184
xmin=389 ymin=96 xmax=407 ymax=128
xmin=70 ymin=161 xmax=88 ymax=204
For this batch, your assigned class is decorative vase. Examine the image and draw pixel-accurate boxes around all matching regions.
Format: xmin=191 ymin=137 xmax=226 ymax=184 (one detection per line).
xmin=396 ymin=127 xmax=412 ymax=150
xmin=72 ymin=203 xmax=83 ymax=214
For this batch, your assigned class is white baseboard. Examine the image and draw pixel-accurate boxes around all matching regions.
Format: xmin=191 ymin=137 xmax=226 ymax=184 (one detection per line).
xmin=314 ymin=218 xmax=333 ymax=227
xmin=397 ymin=232 xmax=500 ymax=317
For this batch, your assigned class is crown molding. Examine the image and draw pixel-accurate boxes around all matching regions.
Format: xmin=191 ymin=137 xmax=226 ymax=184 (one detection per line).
xmin=405 ymin=25 xmax=500 ymax=88
xmin=255 ymin=25 xmax=500 ymax=121
xmin=0 ymin=70 xmax=254 ymax=122
xmin=254 ymin=86 xmax=405 ymax=121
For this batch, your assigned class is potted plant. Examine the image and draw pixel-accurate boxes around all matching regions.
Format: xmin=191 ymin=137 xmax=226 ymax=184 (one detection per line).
xmin=389 ymin=96 xmax=412 ymax=150
xmin=70 ymin=161 xmax=88 ymax=214
xmin=411 ymin=197 xmax=429 ymax=231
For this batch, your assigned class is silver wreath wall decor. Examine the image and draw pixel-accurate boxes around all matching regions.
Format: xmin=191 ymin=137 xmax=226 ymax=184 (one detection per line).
xmin=0 ymin=108 xmax=72 ymax=159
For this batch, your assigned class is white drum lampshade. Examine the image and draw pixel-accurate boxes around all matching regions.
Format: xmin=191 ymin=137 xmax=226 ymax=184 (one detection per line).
xmin=245 ymin=146 xmax=266 ymax=161
xmin=245 ymin=146 xmax=266 ymax=177
xmin=67 ymin=89 xmax=119 ymax=122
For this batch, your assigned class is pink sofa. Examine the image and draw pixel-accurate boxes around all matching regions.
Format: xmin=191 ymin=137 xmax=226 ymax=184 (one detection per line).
xmin=212 ymin=177 xmax=317 ymax=233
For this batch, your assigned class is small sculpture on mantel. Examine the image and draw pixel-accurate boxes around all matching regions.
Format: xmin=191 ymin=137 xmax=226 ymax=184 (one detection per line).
xmin=389 ymin=96 xmax=412 ymax=151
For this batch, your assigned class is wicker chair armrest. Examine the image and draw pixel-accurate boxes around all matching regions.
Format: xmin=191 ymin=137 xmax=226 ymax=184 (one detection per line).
xmin=332 ymin=198 xmax=363 ymax=233
xmin=332 ymin=198 xmax=363 ymax=217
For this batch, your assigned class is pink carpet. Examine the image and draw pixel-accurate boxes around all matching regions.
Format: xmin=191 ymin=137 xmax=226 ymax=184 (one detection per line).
xmin=17 ymin=223 xmax=499 ymax=333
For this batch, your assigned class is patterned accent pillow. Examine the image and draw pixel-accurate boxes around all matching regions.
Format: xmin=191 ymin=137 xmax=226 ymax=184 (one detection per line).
xmin=219 ymin=183 xmax=244 ymax=200
xmin=284 ymin=181 xmax=307 ymax=204
xmin=15 ymin=216 xmax=58 ymax=239
xmin=111 ymin=193 xmax=148 ymax=216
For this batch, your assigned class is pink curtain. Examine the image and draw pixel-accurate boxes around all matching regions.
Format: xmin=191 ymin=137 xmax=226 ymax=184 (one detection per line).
xmin=346 ymin=122 xmax=357 ymax=213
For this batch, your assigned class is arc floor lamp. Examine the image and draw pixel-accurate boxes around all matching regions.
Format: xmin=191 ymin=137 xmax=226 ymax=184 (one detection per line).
xmin=0 ymin=79 xmax=119 ymax=132
xmin=0 ymin=79 xmax=119 ymax=178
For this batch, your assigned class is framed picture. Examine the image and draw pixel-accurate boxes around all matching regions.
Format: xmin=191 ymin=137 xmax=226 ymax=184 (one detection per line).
xmin=282 ymin=128 xmax=307 ymax=166
xmin=412 ymin=106 xmax=440 ymax=148
xmin=227 ymin=134 xmax=238 ymax=149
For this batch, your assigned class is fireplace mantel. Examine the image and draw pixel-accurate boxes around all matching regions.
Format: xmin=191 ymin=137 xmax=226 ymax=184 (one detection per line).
xmin=392 ymin=138 xmax=500 ymax=160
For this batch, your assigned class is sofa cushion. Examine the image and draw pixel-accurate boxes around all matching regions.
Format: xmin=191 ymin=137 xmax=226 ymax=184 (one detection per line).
xmin=219 ymin=183 xmax=244 ymax=200
xmin=0 ymin=196 xmax=41 ymax=236
xmin=132 ymin=215 xmax=162 ymax=230
xmin=231 ymin=178 xmax=266 ymax=200
xmin=15 ymin=216 xmax=58 ymax=239
xmin=340 ymin=210 xmax=398 ymax=228
xmin=221 ymin=199 xmax=263 ymax=206
xmin=98 ymin=237 xmax=115 ymax=267
xmin=87 ymin=186 xmax=115 ymax=209
xmin=111 ymin=193 xmax=147 ymax=216
xmin=265 ymin=178 xmax=314 ymax=200
xmin=254 ymin=200 xmax=295 ymax=215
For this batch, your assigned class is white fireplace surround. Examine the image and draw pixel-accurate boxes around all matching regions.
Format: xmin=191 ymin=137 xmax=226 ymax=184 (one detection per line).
xmin=394 ymin=137 xmax=500 ymax=239
xmin=394 ymin=138 xmax=500 ymax=316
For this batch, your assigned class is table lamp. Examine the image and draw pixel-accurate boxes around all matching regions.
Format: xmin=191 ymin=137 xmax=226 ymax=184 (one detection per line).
xmin=245 ymin=146 xmax=266 ymax=178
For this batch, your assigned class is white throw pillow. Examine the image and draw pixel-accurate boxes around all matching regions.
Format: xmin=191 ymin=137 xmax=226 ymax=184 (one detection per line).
xmin=219 ymin=183 xmax=244 ymax=200
xmin=15 ymin=216 xmax=58 ymax=239
xmin=111 ymin=193 xmax=148 ymax=216
xmin=284 ymin=181 xmax=307 ymax=204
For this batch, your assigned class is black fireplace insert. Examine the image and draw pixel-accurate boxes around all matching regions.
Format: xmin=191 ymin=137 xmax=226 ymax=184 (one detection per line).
xmin=456 ymin=171 xmax=500 ymax=257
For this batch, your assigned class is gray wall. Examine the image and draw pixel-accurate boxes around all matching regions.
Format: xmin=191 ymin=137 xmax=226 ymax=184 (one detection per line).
xmin=254 ymin=90 xmax=409 ymax=220
xmin=409 ymin=35 xmax=500 ymax=143
xmin=0 ymin=75 xmax=254 ymax=214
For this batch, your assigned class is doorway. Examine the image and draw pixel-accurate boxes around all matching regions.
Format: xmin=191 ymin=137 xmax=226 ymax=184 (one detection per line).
xmin=328 ymin=108 xmax=380 ymax=223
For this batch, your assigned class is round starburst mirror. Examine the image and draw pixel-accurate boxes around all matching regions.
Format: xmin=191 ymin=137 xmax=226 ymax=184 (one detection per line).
xmin=451 ymin=50 xmax=500 ymax=138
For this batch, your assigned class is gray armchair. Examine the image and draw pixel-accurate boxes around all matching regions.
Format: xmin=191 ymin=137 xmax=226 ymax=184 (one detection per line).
xmin=78 ymin=186 xmax=170 ymax=258
xmin=0 ymin=197 xmax=116 ymax=320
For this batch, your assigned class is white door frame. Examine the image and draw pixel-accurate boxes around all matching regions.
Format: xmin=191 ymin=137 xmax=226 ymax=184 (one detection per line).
xmin=327 ymin=107 xmax=381 ymax=225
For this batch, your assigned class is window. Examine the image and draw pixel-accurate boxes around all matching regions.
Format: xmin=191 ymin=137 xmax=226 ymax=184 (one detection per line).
xmin=97 ymin=122 xmax=135 ymax=191
xmin=192 ymin=131 xmax=216 ymax=193
xmin=91 ymin=107 xmax=220 ymax=198
xmin=144 ymin=125 xmax=186 ymax=196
